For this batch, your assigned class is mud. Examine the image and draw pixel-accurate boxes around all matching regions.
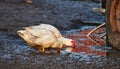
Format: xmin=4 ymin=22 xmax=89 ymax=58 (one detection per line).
xmin=0 ymin=0 xmax=120 ymax=69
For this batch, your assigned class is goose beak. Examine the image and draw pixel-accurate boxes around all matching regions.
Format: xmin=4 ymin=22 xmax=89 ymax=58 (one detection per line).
xmin=71 ymin=40 xmax=77 ymax=48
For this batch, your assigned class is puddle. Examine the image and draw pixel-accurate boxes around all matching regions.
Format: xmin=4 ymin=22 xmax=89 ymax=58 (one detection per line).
xmin=63 ymin=25 xmax=108 ymax=57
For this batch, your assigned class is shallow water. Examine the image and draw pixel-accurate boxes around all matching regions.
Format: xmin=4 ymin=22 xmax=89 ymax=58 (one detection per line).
xmin=62 ymin=25 xmax=108 ymax=57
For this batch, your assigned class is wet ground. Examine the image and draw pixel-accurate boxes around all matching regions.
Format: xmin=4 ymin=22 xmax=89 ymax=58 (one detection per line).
xmin=0 ymin=0 xmax=120 ymax=69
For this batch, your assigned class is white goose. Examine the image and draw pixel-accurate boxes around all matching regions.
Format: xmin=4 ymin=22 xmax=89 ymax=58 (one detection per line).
xmin=17 ymin=24 xmax=77 ymax=53
xmin=24 ymin=24 xmax=77 ymax=47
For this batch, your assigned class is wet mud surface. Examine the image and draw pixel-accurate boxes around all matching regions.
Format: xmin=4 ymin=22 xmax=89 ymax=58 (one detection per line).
xmin=0 ymin=0 xmax=120 ymax=69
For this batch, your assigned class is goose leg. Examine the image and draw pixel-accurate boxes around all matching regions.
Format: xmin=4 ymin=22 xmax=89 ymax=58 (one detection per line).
xmin=39 ymin=46 xmax=45 ymax=53
xmin=57 ymin=48 xmax=61 ymax=53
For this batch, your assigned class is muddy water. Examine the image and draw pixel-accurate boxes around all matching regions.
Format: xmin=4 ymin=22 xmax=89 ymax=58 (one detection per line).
xmin=63 ymin=26 xmax=107 ymax=56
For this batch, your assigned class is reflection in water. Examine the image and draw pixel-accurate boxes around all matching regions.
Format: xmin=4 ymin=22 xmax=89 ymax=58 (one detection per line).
xmin=72 ymin=46 xmax=106 ymax=56
xmin=64 ymin=27 xmax=107 ymax=56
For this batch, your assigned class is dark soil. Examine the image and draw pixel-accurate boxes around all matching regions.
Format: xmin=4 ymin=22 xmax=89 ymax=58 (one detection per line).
xmin=0 ymin=0 xmax=120 ymax=69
